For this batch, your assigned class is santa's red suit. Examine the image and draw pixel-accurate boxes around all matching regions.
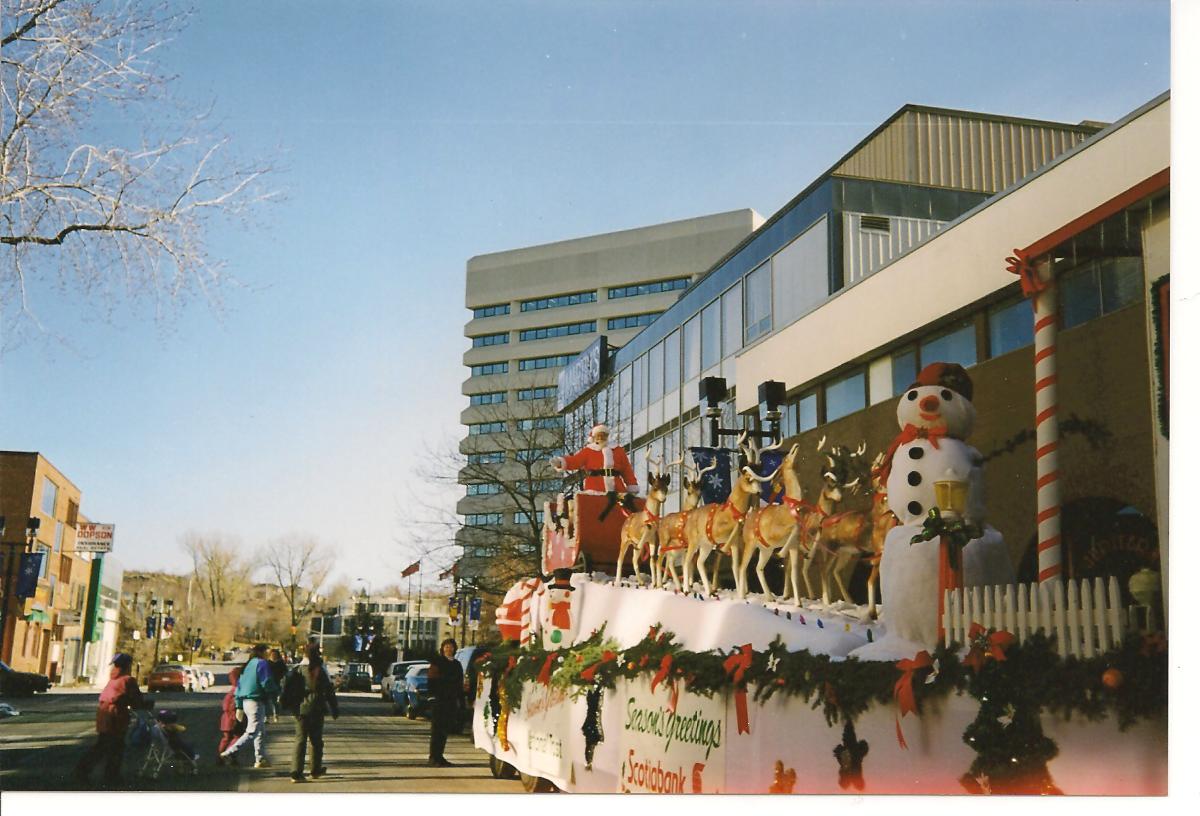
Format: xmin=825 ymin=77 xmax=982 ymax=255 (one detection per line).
xmin=558 ymin=443 xmax=640 ymax=495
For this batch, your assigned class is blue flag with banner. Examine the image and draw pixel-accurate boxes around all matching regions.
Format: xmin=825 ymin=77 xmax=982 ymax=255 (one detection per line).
xmin=689 ymin=447 xmax=732 ymax=504
xmin=15 ymin=552 xmax=42 ymax=598
xmin=146 ymin=615 xmax=157 ymax=639
xmin=468 ymin=597 xmax=482 ymax=624
xmin=757 ymin=448 xmax=786 ymax=504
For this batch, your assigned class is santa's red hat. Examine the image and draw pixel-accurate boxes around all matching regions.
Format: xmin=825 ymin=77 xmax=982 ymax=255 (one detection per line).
xmin=910 ymin=362 xmax=973 ymax=401
xmin=590 ymin=424 xmax=610 ymax=437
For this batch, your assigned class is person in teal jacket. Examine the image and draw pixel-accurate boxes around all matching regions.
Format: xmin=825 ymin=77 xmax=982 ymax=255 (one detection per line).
xmin=218 ymin=644 xmax=281 ymax=768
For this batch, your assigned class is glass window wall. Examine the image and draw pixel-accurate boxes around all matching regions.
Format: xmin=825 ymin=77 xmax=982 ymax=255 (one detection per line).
xmin=825 ymin=370 xmax=866 ymax=422
xmin=772 ymin=216 xmax=829 ymax=328
xmin=920 ymin=322 xmax=977 ymax=369
xmin=722 ymin=282 xmax=742 ymax=360
xmin=988 ymin=299 xmax=1033 ymax=357
xmin=683 ymin=317 xmax=700 ymax=381
xmin=701 ymin=300 xmax=721 ymax=371
xmin=664 ymin=330 xmax=681 ymax=395
xmin=744 ymin=261 xmax=772 ymax=343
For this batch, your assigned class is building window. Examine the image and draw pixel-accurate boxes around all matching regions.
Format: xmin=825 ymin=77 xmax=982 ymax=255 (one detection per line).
xmin=521 ymin=291 xmax=597 ymax=312
xmin=471 ymin=332 xmax=509 ymax=348
xmin=607 ymin=313 xmax=661 ymax=330
xmin=648 ymin=341 xmax=664 ymax=403
xmin=891 ymin=346 xmax=918 ymax=397
xmin=466 ymin=451 xmax=505 ymax=465
xmin=721 ymin=282 xmax=742 ymax=359
xmin=514 ymin=510 xmax=546 ymax=525
xmin=988 ymin=298 xmax=1034 ymax=357
xmin=518 ymin=386 xmax=557 ymax=401
xmin=518 ymin=353 xmax=577 ymax=371
xmin=825 ymin=370 xmax=866 ymax=422
xmin=466 ymin=483 xmax=503 ymax=496
xmin=797 ymin=392 xmax=818 ymax=432
xmin=744 ymin=261 xmax=772 ymax=343
xmin=772 ymin=216 xmax=829 ymax=327
xmin=515 ymin=417 xmax=562 ymax=431
xmin=700 ymin=300 xmax=721 ymax=371
xmin=468 ymin=421 xmax=506 ymax=436
xmin=473 ymin=303 xmax=510 ymax=318
xmin=607 ymin=277 xmax=689 ymax=299
xmin=53 ymin=522 xmax=64 ymax=553
xmin=515 ymin=479 xmax=562 ymax=494
xmin=41 ymin=477 xmax=57 ymax=516
xmin=519 ymin=320 xmax=596 ymax=342
xmin=515 ymin=447 xmax=562 ymax=463
xmin=36 ymin=543 xmax=50 ymax=579
xmin=469 ymin=391 xmax=507 ymax=406
xmin=470 ymin=362 xmax=509 ymax=376
xmin=663 ymin=330 xmax=681 ymax=394
xmin=920 ymin=322 xmax=977 ymax=370
xmin=1060 ymin=257 xmax=1144 ymax=331
xmin=464 ymin=513 xmax=503 ymax=526
xmin=682 ymin=317 xmax=700 ymax=382
xmin=632 ymin=354 xmax=646 ymax=411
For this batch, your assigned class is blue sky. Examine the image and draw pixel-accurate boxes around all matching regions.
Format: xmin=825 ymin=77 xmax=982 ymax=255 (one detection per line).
xmin=0 ymin=0 xmax=1171 ymax=588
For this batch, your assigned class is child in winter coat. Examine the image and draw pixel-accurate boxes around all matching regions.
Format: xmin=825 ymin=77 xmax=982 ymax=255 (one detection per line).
xmin=216 ymin=666 xmax=245 ymax=766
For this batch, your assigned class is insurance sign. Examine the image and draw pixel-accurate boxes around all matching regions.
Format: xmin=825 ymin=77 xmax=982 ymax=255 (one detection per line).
xmin=75 ymin=523 xmax=115 ymax=553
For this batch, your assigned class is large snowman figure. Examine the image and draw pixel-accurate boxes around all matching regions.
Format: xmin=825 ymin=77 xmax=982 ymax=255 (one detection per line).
xmin=859 ymin=362 xmax=1014 ymax=656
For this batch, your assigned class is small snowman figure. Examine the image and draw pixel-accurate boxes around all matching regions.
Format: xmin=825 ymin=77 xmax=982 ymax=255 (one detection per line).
xmin=539 ymin=569 xmax=578 ymax=649
xmin=863 ymin=363 xmax=1014 ymax=655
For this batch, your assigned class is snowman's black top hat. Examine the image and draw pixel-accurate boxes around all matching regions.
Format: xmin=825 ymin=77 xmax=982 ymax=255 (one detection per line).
xmin=910 ymin=362 xmax=973 ymax=402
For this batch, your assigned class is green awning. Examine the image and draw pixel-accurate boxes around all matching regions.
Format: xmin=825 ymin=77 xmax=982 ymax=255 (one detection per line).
xmin=25 ymin=609 xmax=50 ymax=624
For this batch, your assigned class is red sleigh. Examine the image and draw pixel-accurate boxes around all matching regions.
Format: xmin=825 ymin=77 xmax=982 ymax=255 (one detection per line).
xmin=542 ymin=491 xmax=645 ymax=576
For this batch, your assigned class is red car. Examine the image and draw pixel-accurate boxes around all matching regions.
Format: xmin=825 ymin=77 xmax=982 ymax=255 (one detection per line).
xmin=147 ymin=664 xmax=191 ymax=692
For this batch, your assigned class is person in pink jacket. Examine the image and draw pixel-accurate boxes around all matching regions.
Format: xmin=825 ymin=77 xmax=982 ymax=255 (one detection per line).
xmin=74 ymin=653 xmax=148 ymax=786
xmin=216 ymin=665 xmax=245 ymax=766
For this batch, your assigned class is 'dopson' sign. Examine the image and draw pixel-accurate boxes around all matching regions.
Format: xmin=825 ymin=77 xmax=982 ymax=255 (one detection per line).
xmin=556 ymin=336 xmax=608 ymax=412
xmin=75 ymin=523 xmax=116 ymax=553
xmin=617 ymin=678 xmax=726 ymax=794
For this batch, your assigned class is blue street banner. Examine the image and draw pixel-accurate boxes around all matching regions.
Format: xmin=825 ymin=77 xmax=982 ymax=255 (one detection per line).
xmin=15 ymin=552 xmax=42 ymax=598
xmin=163 ymin=615 xmax=175 ymax=636
xmin=468 ymin=597 xmax=482 ymax=631
xmin=689 ymin=447 xmax=732 ymax=504
xmin=193 ymin=637 xmax=202 ymax=650
xmin=146 ymin=615 xmax=157 ymax=639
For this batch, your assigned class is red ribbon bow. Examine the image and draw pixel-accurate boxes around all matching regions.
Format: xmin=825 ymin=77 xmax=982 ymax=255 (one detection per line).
xmin=579 ymin=650 xmax=617 ymax=683
xmin=963 ymin=624 xmax=1016 ymax=673
xmin=880 ymin=424 xmax=949 ymax=484
xmin=505 ymin=656 xmax=517 ymax=674
xmin=537 ymin=653 xmax=556 ymax=686
xmin=650 ymin=654 xmax=674 ymax=694
xmin=893 ymin=650 xmax=933 ymax=750
xmin=1006 ymin=247 xmax=1049 ymax=304
xmin=723 ymin=644 xmax=754 ymax=734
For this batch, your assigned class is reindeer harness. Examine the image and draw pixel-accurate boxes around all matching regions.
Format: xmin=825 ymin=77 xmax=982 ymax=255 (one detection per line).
xmin=704 ymin=501 xmax=747 ymax=553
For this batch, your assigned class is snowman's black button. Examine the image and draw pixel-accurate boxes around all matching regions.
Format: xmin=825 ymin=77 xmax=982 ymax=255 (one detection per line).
xmin=907 ymin=501 xmax=923 ymax=516
xmin=907 ymin=471 xmax=922 ymax=486
xmin=908 ymin=447 xmax=924 ymax=460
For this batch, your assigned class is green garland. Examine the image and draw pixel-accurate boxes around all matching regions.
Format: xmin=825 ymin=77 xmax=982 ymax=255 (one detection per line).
xmin=475 ymin=624 xmax=1166 ymax=793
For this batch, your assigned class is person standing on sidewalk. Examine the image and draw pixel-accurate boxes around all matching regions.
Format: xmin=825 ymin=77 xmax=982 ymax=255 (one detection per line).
xmin=215 ymin=665 xmax=245 ymax=766
xmin=74 ymin=653 xmax=148 ymax=787
xmin=426 ymin=638 xmax=463 ymax=767
xmin=284 ymin=642 xmax=339 ymax=783
xmin=267 ymin=647 xmax=288 ymax=722
xmin=219 ymin=643 xmax=280 ymax=768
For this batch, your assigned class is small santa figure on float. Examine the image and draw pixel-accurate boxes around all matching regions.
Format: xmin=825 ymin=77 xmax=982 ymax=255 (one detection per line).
xmin=856 ymin=362 xmax=1014 ymax=657
xmin=550 ymin=424 xmax=640 ymax=520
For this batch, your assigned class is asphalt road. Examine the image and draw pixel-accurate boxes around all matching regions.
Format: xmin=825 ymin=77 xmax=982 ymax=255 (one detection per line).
xmin=0 ymin=662 xmax=522 ymax=794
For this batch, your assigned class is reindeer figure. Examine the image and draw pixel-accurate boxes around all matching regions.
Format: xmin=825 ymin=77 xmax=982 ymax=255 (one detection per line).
xmin=682 ymin=462 xmax=762 ymax=597
xmin=738 ymin=440 xmax=804 ymax=602
xmin=656 ymin=458 xmax=714 ymax=591
xmin=615 ymin=470 xmax=670 ymax=588
xmin=858 ymin=450 xmax=898 ymax=618
xmin=806 ymin=441 xmax=872 ymax=605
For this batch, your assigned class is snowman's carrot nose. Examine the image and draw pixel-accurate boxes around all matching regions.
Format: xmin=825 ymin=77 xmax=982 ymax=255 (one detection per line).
xmin=919 ymin=395 xmax=940 ymax=413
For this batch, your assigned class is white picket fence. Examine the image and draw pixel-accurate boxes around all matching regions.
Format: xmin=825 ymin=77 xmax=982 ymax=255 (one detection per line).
xmin=942 ymin=576 xmax=1136 ymax=659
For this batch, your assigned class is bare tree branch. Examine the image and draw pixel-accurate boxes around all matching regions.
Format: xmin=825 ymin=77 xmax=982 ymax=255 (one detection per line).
xmin=258 ymin=534 xmax=333 ymax=639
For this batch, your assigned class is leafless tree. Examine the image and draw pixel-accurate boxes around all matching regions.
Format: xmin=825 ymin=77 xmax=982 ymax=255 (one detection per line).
xmin=181 ymin=531 xmax=253 ymax=614
xmin=1 ymin=0 xmax=276 ymax=342
xmin=408 ymin=390 xmax=614 ymax=601
xmin=259 ymin=534 xmax=333 ymax=640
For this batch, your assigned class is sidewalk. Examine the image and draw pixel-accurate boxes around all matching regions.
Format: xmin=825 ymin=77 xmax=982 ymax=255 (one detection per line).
xmin=236 ymin=701 xmax=522 ymax=793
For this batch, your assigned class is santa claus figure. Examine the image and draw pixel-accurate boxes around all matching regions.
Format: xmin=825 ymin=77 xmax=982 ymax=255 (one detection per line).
xmin=551 ymin=424 xmax=640 ymax=510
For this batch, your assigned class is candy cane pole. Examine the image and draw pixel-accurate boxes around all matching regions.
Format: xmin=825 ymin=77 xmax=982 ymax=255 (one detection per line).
xmin=1010 ymin=250 xmax=1062 ymax=584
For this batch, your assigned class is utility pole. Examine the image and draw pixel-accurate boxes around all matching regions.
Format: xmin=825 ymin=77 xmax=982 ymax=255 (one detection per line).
xmin=415 ymin=570 xmax=423 ymax=654
xmin=403 ymin=574 xmax=412 ymax=658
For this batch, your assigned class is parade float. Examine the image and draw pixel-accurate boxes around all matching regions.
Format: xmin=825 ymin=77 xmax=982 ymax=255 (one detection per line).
xmin=473 ymin=364 xmax=1168 ymax=795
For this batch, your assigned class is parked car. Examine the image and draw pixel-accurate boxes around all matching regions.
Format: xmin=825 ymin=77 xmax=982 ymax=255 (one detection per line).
xmin=454 ymin=646 xmax=489 ymax=731
xmin=380 ymin=660 xmax=427 ymax=701
xmin=147 ymin=664 xmax=192 ymax=692
xmin=398 ymin=664 xmax=433 ymax=718
xmin=202 ymin=669 xmax=216 ymax=688
xmin=388 ymin=662 xmax=429 ymax=715
xmin=0 ymin=660 xmax=50 ymax=697
xmin=335 ymin=662 xmax=373 ymax=692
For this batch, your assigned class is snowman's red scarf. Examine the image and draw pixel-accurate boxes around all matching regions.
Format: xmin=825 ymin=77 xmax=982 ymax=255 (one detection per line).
xmin=880 ymin=423 xmax=949 ymax=484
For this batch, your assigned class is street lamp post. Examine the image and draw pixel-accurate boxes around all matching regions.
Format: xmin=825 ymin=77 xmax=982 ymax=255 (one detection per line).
xmin=150 ymin=597 xmax=173 ymax=668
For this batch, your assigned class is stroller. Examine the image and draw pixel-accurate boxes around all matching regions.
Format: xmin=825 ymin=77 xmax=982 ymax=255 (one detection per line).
xmin=136 ymin=708 xmax=200 ymax=779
